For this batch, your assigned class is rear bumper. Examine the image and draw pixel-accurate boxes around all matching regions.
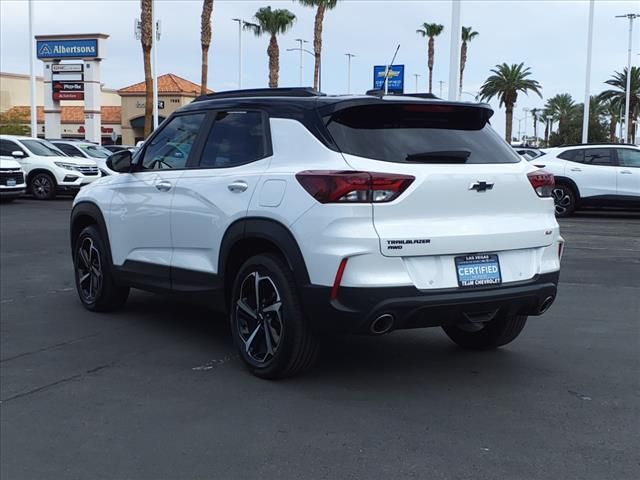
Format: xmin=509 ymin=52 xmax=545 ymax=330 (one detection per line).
xmin=301 ymin=271 xmax=559 ymax=334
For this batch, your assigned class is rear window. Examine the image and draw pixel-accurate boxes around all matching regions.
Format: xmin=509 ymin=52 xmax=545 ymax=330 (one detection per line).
xmin=324 ymin=104 xmax=519 ymax=164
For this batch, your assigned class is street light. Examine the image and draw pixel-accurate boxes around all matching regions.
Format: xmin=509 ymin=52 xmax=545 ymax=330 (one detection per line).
xmin=438 ymin=80 xmax=445 ymax=98
xmin=293 ymin=38 xmax=309 ymax=87
xmin=523 ymin=108 xmax=530 ymax=142
xmin=546 ymin=115 xmax=553 ymax=147
xmin=413 ymin=73 xmax=421 ymax=93
xmin=345 ymin=53 xmax=356 ymax=94
xmin=460 ymin=91 xmax=479 ymax=101
xmin=232 ymin=18 xmax=258 ymax=89
xmin=287 ymin=46 xmax=320 ymax=90
xmin=616 ymin=12 xmax=639 ymax=143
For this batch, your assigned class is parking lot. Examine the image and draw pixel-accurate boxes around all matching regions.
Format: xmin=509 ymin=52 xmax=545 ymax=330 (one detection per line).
xmin=1 ymin=198 xmax=638 ymax=480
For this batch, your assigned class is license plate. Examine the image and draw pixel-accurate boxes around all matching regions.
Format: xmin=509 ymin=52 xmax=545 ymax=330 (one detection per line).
xmin=455 ymin=254 xmax=502 ymax=287
xmin=6 ymin=178 xmax=16 ymax=187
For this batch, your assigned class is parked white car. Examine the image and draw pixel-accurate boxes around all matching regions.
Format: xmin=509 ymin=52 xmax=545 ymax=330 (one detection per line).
xmin=532 ymin=144 xmax=640 ymax=216
xmin=70 ymin=88 xmax=563 ymax=379
xmin=50 ymin=140 xmax=117 ymax=176
xmin=0 ymin=157 xmax=27 ymax=202
xmin=0 ymin=135 xmax=100 ymax=200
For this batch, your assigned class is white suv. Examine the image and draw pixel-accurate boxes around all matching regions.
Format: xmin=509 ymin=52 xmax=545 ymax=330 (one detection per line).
xmin=0 ymin=157 xmax=27 ymax=201
xmin=50 ymin=140 xmax=117 ymax=176
xmin=533 ymin=144 xmax=640 ymax=216
xmin=0 ymin=135 xmax=100 ymax=200
xmin=70 ymin=88 xmax=563 ymax=378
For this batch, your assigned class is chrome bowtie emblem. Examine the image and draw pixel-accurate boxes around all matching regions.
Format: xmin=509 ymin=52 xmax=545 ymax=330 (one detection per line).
xmin=469 ymin=181 xmax=494 ymax=192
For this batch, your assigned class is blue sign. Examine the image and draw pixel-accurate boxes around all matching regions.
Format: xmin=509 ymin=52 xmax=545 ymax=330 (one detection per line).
xmin=37 ymin=39 xmax=98 ymax=59
xmin=373 ymin=65 xmax=405 ymax=93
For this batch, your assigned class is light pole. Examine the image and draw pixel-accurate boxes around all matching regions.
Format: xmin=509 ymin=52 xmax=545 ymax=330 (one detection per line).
xmin=345 ymin=53 xmax=355 ymax=93
xmin=152 ymin=7 xmax=160 ymax=130
xmin=516 ymin=117 xmax=524 ymax=142
xmin=413 ymin=74 xmax=421 ymax=93
xmin=287 ymin=46 xmax=319 ymax=90
xmin=582 ymin=0 xmax=595 ymax=144
xmin=461 ymin=91 xmax=479 ymax=101
xmin=438 ymin=80 xmax=445 ymax=98
xmin=232 ymin=18 xmax=243 ymax=89
xmin=546 ymin=115 xmax=553 ymax=147
xmin=448 ymin=0 xmax=462 ymax=101
xmin=523 ymin=108 xmax=530 ymax=143
xmin=616 ymin=13 xmax=639 ymax=143
xmin=294 ymin=38 xmax=309 ymax=87
xmin=28 ymin=0 xmax=37 ymax=137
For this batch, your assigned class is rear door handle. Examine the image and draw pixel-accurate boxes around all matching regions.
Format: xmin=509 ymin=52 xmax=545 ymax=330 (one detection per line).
xmin=228 ymin=181 xmax=248 ymax=193
xmin=155 ymin=180 xmax=172 ymax=192
xmin=620 ymin=170 xmax=632 ymax=174
xmin=570 ymin=168 xmax=582 ymax=172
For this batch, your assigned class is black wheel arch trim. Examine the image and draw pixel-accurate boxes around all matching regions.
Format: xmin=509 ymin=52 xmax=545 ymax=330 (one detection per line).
xmin=553 ymin=176 xmax=581 ymax=201
xmin=219 ymin=217 xmax=311 ymax=288
xmin=70 ymin=201 xmax=113 ymax=265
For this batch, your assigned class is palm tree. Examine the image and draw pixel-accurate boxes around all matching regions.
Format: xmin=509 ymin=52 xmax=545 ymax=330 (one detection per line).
xmin=599 ymin=67 xmax=640 ymax=143
xmin=478 ymin=63 xmax=542 ymax=142
xmin=459 ymin=26 xmax=478 ymax=96
xmin=296 ymin=0 xmax=338 ymax=91
xmin=247 ymin=7 xmax=296 ymax=88
xmin=416 ymin=23 xmax=444 ymax=93
xmin=529 ymin=107 xmax=541 ymax=145
xmin=140 ymin=0 xmax=153 ymax=137
xmin=545 ymin=93 xmax=577 ymax=133
xmin=200 ymin=0 xmax=214 ymax=95
xmin=601 ymin=97 xmax=622 ymax=142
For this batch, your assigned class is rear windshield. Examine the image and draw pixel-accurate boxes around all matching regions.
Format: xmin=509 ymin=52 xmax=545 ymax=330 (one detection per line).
xmin=324 ymin=104 xmax=520 ymax=164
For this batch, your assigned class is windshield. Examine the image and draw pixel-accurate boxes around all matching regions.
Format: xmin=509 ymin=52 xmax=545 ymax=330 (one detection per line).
xmin=79 ymin=144 xmax=112 ymax=158
xmin=325 ymin=104 xmax=520 ymax=164
xmin=20 ymin=139 xmax=66 ymax=157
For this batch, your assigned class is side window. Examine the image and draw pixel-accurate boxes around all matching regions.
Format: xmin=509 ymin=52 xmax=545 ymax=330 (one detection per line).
xmin=0 ymin=140 xmax=24 ymax=157
xmin=617 ymin=148 xmax=640 ymax=168
xmin=198 ymin=111 xmax=271 ymax=168
xmin=55 ymin=143 xmax=83 ymax=157
xmin=140 ymin=113 xmax=206 ymax=170
xmin=582 ymin=148 xmax=612 ymax=166
xmin=557 ymin=150 xmax=576 ymax=161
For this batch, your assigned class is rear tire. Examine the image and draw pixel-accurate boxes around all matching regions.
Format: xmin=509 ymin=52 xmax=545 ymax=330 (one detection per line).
xmin=74 ymin=225 xmax=129 ymax=312
xmin=552 ymin=184 xmax=576 ymax=217
xmin=30 ymin=172 xmax=56 ymax=200
xmin=443 ymin=314 xmax=528 ymax=350
xmin=230 ymin=253 xmax=319 ymax=379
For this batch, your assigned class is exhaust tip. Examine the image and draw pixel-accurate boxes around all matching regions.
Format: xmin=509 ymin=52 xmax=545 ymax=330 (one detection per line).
xmin=369 ymin=313 xmax=395 ymax=335
xmin=538 ymin=296 xmax=555 ymax=314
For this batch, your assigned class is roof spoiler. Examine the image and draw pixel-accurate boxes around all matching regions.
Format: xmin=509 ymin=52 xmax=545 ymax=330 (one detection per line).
xmin=194 ymin=87 xmax=325 ymax=102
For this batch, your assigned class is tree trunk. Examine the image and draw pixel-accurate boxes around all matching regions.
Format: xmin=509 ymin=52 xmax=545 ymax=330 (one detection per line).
xmin=200 ymin=0 xmax=214 ymax=95
xmin=427 ymin=37 xmax=434 ymax=93
xmin=312 ymin=5 xmax=326 ymax=91
xmin=268 ymin=34 xmax=279 ymax=88
xmin=459 ymin=41 xmax=467 ymax=97
xmin=609 ymin=117 xmax=617 ymax=142
xmin=505 ymin=104 xmax=513 ymax=143
xmin=140 ymin=0 xmax=153 ymax=138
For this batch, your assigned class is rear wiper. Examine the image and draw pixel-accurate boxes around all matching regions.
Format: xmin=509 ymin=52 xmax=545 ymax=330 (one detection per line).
xmin=406 ymin=150 xmax=471 ymax=163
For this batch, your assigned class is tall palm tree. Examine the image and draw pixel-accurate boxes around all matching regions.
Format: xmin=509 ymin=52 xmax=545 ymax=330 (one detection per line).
xmin=545 ymin=93 xmax=577 ymax=133
xmin=140 ymin=0 xmax=153 ymax=137
xmin=246 ymin=7 xmax=296 ymax=88
xmin=416 ymin=23 xmax=444 ymax=93
xmin=200 ymin=0 xmax=214 ymax=95
xmin=601 ymin=97 xmax=622 ymax=142
xmin=296 ymin=0 xmax=338 ymax=91
xmin=599 ymin=66 xmax=640 ymax=143
xmin=529 ymin=107 xmax=541 ymax=145
xmin=478 ymin=63 xmax=542 ymax=142
xmin=459 ymin=26 xmax=478 ymax=96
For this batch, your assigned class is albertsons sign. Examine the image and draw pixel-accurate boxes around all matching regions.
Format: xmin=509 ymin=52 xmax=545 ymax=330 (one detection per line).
xmin=37 ymin=39 xmax=98 ymax=59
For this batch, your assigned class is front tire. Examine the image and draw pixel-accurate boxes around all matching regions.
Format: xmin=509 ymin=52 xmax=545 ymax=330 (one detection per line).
xmin=230 ymin=254 xmax=319 ymax=379
xmin=30 ymin=172 xmax=57 ymax=200
xmin=552 ymin=184 xmax=576 ymax=217
xmin=74 ymin=225 xmax=129 ymax=312
xmin=442 ymin=314 xmax=528 ymax=350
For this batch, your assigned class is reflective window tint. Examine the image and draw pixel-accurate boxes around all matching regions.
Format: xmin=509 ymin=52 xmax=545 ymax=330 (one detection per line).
xmin=617 ymin=148 xmax=640 ymax=168
xmin=141 ymin=113 xmax=206 ymax=170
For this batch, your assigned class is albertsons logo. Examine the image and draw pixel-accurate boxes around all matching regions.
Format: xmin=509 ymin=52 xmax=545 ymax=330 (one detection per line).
xmin=37 ymin=41 xmax=97 ymax=58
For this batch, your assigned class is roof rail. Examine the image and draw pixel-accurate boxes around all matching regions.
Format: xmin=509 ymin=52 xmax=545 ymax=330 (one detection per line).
xmin=557 ymin=142 xmax=638 ymax=148
xmin=194 ymin=87 xmax=324 ymax=102
xmin=364 ymin=90 xmax=439 ymax=99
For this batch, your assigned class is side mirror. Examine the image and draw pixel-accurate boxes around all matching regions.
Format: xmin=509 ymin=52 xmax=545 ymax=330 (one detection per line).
xmin=106 ymin=150 xmax=133 ymax=173
xmin=11 ymin=151 xmax=25 ymax=159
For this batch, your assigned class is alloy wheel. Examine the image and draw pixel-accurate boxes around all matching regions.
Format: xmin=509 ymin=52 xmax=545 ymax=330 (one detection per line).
xmin=76 ymin=237 xmax=103 ymax=303
xmin=33 ymin=175 xmax=52 ymax=199
xmin=552 ymin=187 xmax=572 ymax=216
xmin=235 ymin=271 xmax=284 ymax=365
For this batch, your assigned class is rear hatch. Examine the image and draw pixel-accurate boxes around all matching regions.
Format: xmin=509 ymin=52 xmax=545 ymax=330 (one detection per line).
xmin=323 ymin=101 xmax=556 ymax=259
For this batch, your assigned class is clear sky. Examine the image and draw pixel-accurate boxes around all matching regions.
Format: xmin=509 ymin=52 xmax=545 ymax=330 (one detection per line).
xmin=1 ymin=0 xmax=638 ymax=138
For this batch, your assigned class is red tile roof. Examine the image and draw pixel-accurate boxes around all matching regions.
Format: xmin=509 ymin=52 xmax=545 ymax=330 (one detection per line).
xmin=2 ymin=106 xmax=121 ymax=124
xmin=118 ymin=73 xmax=211 ymax=96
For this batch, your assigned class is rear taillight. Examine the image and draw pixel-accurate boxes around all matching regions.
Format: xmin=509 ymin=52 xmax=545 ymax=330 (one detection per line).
xmin=295 ymin=171 xmax=414 ymax=203
xmin=527 ymin=169 xmax=555 ymax=198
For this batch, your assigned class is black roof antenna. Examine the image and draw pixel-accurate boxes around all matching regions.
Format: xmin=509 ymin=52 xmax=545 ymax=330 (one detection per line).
xmin=379 ymin=44 xmax=401 ymax=98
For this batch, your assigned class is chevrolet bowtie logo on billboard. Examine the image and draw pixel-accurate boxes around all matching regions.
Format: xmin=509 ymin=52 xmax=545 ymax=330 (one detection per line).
xmin=37 ymin=39 xmax=98 ymax=59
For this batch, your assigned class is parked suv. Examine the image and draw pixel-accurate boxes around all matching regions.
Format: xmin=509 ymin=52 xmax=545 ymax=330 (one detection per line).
xmin=0 ymin=135 xmax=100 ymax=200
xmin=50 ymin=140 xmax=118 ymax=176
xmin=534 ymin=144 xmax=640 ymax=216
xmin=0 ymin=157 xmax=27 ymax=201
xmin=70 ymin=88 xmax=563 ymax=378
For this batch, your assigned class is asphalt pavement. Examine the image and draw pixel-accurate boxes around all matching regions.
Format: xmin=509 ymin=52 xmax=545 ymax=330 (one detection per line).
xmin=1 ymin=198 xmax=639 ymax=480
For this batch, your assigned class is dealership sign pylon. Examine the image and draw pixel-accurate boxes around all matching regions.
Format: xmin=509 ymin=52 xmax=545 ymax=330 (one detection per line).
xmin=35 ymin=34 xmax=109 ymax=143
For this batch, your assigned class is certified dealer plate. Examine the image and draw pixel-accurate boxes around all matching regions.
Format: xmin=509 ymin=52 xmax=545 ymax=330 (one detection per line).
xmin=455 ymin=254 xmax=502 ymax=287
